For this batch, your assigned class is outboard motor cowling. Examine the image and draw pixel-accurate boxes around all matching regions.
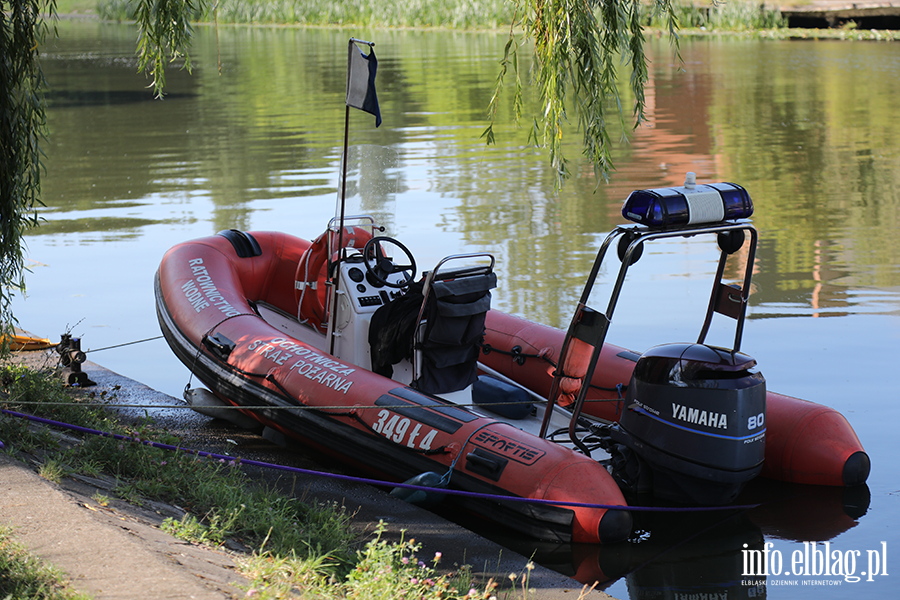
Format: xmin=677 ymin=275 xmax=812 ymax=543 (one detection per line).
xmin=605 ymin=343 xmax=766 ymax=505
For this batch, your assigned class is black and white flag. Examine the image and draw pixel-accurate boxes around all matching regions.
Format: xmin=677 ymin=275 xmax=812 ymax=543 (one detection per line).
xmin=346 ymin=41 xmax=381 ymax=128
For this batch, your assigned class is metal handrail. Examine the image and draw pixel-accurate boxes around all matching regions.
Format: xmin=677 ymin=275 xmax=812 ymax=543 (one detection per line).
xmin=412 ymin=252 xmax=495 ymax=384
xmin=537 ymin=221 xmax=759 ymax=456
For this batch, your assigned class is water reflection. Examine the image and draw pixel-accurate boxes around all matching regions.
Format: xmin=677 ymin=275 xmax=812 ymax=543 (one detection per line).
xmin=36 ymin=23 xmax=900 ymax=320
xmin=478 ymin=480 xmax=870 ymax=595
xmin=341 ymin=144 xmax=404 ymax=233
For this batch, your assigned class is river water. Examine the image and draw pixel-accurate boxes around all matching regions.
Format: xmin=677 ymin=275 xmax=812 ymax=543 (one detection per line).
xmin=15 ymin=19 xmax=899 ymax=598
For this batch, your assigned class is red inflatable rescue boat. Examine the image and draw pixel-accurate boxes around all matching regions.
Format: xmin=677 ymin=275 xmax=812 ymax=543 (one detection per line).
xmin=156 ymin=222 xmax=632 ymax=544
xmin=155 ymin=176 xmax=869 ymax=544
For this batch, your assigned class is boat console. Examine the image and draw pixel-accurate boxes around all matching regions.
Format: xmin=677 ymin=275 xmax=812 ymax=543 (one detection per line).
xmin=329 ymin=249 xmax=414 ymax=380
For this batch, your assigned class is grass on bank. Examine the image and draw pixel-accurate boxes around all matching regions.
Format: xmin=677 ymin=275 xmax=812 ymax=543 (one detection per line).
xmin=55 ymin=0 xmax=98 ymax=15
xmin=0 ymin=363 xmax=549 ymax=599
xmin=0 ymin=527 xmax=91 ymax=600
xmin=0 ymin=364 xmax=357 ymax=562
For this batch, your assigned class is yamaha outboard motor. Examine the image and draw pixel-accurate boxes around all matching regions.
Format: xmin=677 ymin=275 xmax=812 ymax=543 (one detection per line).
xmin=550 ymin=174 xmax=765 ymax=505
xmin=604 ymin=343 xmax=766 ymax=505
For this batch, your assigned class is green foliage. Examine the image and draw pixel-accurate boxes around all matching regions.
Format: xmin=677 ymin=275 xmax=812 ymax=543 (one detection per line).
xmin=54 ymin=0 xmax=96 ymax=13
xmin=162 ymin=512 xmax=231 ymax=545
xmin=0 ymin=365 xmax=546 ymax=597
xmin=0 ymin=0 xmax=55 ymax=351
xmin=0 ymin=364 xmax=117 ymax=434
xmin=652 ymin=1 xmax=785 ymax=31
xmin=210 ymin=0 xmax=514 ymax=28
xmin=237 ymin=550 xmax=337 ymax=598
xmin=95 ymin=0 xmax=132 ymax=19
xmin=98 ymin=0 xmax=515 ymax=28
xmin=0 ymin=527 xmax=91 ymax=600
xmin=236 ymin=527 xmax=543 ymax=600
xmin=486 ymin=0 xmax=679 ymax=185
xmin=342 ymin=522 xmax=500 ymax=600
xmin=134 ymin=0 xmax=198 ymax=97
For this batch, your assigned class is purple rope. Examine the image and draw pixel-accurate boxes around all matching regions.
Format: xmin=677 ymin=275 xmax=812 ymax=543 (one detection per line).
xmin=0 ymin=408 xmax=760 ymax=513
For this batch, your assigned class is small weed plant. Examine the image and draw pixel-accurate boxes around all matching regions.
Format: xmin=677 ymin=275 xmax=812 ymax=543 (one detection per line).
xmin=344 ymin=522 xmax=484 ymax=599
xmin=38 ymin=457 xmax=66 ymax=483
xmin=239 ymin=521 xmax=514 ymax=599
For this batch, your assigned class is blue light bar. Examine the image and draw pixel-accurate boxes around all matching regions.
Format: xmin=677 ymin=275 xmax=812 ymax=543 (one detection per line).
xmin=622 ymin=173 xmax=753 ymax=228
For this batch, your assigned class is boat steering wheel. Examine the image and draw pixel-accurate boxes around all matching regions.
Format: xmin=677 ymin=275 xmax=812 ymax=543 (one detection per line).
xmin=363 ymin=236 xmax=416 ymax=289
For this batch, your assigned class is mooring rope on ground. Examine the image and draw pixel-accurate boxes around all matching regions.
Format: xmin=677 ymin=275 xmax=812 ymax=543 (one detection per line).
xmin=0 ymin=407 xmax=761 ymax=514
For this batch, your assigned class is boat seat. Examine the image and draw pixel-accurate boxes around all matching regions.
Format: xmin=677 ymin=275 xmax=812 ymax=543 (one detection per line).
xmin=412 ymin=259 xmax=496 ymax=395
xmin=368 ymin=280 xmax=424 ymax=379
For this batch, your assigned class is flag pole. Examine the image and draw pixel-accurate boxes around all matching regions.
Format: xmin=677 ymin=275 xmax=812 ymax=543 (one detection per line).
xmin=329 ymin=102 xmax=351 ymax=354
xmin=337 ymin=37 xmax=375 ymax=241
xmin=330 ymin=38 xmax=375 ymax=354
